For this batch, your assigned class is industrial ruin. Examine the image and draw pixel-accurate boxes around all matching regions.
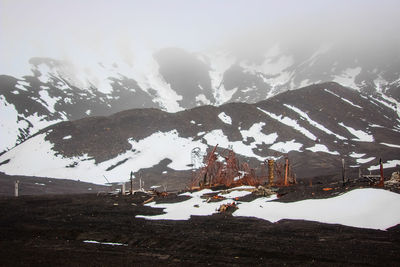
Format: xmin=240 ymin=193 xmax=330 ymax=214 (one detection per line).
xmin=190 ymin=145 xmax=296 ymax=190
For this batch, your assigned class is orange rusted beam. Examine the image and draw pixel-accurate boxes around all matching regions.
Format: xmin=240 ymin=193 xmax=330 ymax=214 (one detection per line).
xmin=284 ymin=157 xmax=289 ymax=186
xmin=267 ymin=159 xmax=274 ymax=186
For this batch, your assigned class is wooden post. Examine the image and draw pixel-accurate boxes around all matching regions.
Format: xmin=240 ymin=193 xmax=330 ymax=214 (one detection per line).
xmin=341 ymin=159 xmax=346 ymax=186
xmin=378 ymin=158 xmax=384 ymax=187
xmin=15 ymin=180 xmax=19 ymax=197
xmin=130 ymin=171 xmax=134 ymax=195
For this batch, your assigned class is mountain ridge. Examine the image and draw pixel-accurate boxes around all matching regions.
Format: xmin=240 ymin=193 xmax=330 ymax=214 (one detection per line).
xmin=1 ymin=82 xmax=399 ymax=189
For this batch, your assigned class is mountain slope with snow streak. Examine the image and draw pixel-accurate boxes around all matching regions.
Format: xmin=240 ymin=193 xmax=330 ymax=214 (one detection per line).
xmin=0 ymin=82 xmax=399 ymax=187
xmin=1 ymin=42 xmax=400 ymax=152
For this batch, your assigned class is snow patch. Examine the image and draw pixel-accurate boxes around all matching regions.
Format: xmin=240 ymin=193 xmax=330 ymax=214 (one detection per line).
xmin=332 ymin=67 xmax=362 ymax=90
xmin=195 ymin=94 xmax=211 ymax=105
xmin=380 ymin=143 xmax=400 ymax=148
xmin=203 ymin=123 xmax=278 ymax=161
xmin=218 ymin=112 xmax=232 ymax=125
xmin=324 ymin=89 xmax=362 ymax=108
xmin=83 ymin=240 xmax=128 ymax=246
xmin=269 ymin=140 xmax=303 ymax=153
xmin=380 ymin=93 xmax=400 ymax=119
xmin=370 ymin=95 xmax=396 ymax=112
xmin=356 ymin=157 xmax=375 ymax=164
xmin=218 ymin=190 xmax=253 ymax=199
xmin=349 ymin=152 xmax=366 ymax=158
xmin=306 ymin=144 xmax=339 ymax=155
xmin=284 ymin=104 xmax=346 ymax=140
xmin=369 ymin=124 xmax=384 ymax=128
xmin=240 ymin=122 xmax=277 ymax=145
xmin=38 ymin=90 xmax=58 ymax=113
xmin=258 ymin=107 xmax=317 ymax=140
xmin=15 ymin=80 xmax=29 ymax=91
xmin=339 ymin=123 xmax=374 ymax=142
xmin=206 ymin=51 xmax=236 ymax=104
xmin=368 ymin=160 xmax=400 ymax=171
xmin=234 ymin=188 xmax=400 ymax=230
xmin=137 ymin=187 xmax=255 ymax=220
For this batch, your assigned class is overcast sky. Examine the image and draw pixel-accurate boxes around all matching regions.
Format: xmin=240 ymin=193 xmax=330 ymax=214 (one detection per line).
xmin=1 ymin=0 xmax=399 ymax=75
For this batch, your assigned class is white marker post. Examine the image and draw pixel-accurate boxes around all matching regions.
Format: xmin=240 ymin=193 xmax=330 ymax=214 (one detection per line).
xmin=15 ymin=180 xmax=19 ymax=197
xmin=121 ymin=183 xmax=126 ymax=195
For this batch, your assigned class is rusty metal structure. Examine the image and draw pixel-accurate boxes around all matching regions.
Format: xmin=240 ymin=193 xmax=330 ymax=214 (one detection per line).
xmin=270 ymin=156 xmax=296 ymax=186
xmin=191 ymin=145 xmax=296 ymax=189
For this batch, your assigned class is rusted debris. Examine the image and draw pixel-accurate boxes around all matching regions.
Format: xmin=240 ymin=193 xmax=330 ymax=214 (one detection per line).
xmin=217 ymin=202 xmax=238 ymax=213
xmin=155 ymin=191 xmax=169 ymax=197
xmin=212 ymin=195 xmax=225 ymax=200
xmin=322 ymin=187 xmax=333 ymax=191
xmin=206 ymin=194 xmax=226 ymax=203
xmin=252 ymin=186 xmax=275 ymax=196
xmin=143 ymin=196 xmax=155 ymax=205
xmin=385 ymin=171 xmax=399 ymax=186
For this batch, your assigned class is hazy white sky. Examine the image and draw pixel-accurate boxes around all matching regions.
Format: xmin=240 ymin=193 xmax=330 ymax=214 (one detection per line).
xmin=1 ymin=0 xmax=399 ymax=75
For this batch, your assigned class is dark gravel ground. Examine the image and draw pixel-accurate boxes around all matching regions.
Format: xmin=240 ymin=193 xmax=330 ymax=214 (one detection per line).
xmin=0 ymin=177 xmax=400 ymax=266
xmin=0 ymin=172 xmax=111 ymax=196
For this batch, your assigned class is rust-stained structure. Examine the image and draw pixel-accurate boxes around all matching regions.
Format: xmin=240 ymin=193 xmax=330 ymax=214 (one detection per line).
xmin=267 ymin=159 xmax=274 ymax=186
xmin=272 ymin=156 xmax=296 ymax=186
xmin=191 ymin=145 xmax=296 ymax=189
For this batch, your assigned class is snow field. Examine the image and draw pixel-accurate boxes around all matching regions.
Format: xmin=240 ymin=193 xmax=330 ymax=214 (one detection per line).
xmin=0 ymin=96 xmax=62 ymax=152
xmin=137 ymin=188 xmax=255 ymax=221
xmin=139 ymin=188 xmax=400 ymax=231
xmin=0 ymin=131 xmax=208 ymax=184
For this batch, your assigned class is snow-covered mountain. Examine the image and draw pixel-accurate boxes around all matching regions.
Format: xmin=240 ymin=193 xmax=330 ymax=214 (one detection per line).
xmin=1 ymin=82 xmax=399 ymax=188
xmin=1 ymin=43 xmax=400 ymax=153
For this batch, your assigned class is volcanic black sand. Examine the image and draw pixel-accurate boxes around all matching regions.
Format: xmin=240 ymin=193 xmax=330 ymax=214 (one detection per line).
xmin=0 ymin=173 xmax=399 ymax=266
